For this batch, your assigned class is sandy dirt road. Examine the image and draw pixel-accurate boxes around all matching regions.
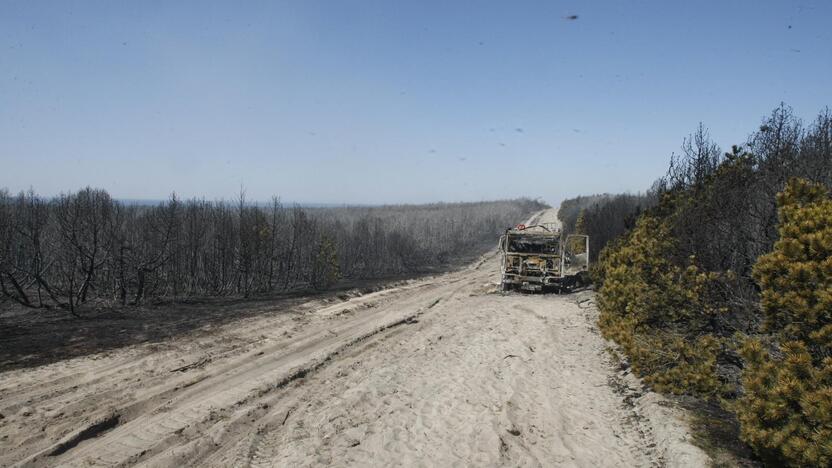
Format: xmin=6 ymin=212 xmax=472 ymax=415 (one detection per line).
xmin=0 ymin=210 xmax=708 ymax=467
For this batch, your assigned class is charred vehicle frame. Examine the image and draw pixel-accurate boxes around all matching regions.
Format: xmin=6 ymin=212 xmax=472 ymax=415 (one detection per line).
xmin=498 ymin=223 xmax=589 ymax=293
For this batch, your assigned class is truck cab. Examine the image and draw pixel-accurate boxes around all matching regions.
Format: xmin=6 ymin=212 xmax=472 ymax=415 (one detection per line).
xmin=498 ymin=223 xmax=589 ymax=292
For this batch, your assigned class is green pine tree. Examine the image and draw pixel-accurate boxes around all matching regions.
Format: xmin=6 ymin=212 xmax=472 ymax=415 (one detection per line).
xmin=738 ymin=178 xmax=832 ymax=467
xmin=312 ymin=234 xmax=341 ymax=290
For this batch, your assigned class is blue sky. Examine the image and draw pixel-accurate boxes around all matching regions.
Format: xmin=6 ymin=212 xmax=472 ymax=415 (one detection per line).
xmin=1 ymin=1 xmax=830 ymax=205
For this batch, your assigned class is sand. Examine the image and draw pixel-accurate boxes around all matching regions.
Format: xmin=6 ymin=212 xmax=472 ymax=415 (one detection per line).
xmin=0 ymin=210 xmax=708 ymax=467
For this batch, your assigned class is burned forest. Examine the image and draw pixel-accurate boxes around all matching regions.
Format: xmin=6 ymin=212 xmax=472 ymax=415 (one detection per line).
xmin=0 ymin=191 xmax=545 ymax=315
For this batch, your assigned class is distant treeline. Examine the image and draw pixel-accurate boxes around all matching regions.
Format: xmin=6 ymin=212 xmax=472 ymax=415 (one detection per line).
xmin=0 ymin=191 xmax=545 ymax=315
xmin=558 ymin=192 xmax=656 ymax=263
xmin=562 ymin=105 xmax=832 ymax=466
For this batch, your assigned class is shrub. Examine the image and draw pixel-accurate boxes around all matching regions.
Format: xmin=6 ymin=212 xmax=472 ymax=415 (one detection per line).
xmin=597 ymin=213 xmax=727 ymax=396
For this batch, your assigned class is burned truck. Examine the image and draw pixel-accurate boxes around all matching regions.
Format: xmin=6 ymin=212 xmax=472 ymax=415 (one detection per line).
xmin=498 ymin=223 xmax=589 ymax=292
